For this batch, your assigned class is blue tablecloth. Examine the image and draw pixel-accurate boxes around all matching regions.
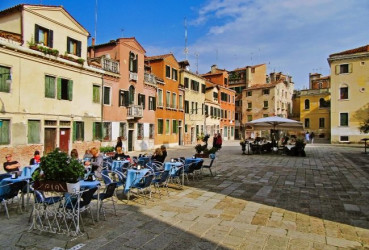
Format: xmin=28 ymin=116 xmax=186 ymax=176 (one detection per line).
xmin=164 ymin=162 xmax=183 ymax=175
xmin=20 ymin=165 xmax=39 ymax=179
xmin=111 ymin=160 xmax=130 ymax=171
xmin=0 ymin=176 xmax=30 ymax=195
xmin=185 ymin=158 xmax=204 ymax=165
xmin=79 ymin=180 xmax=100 ymax=190
xmin=124 ymin=169 xmax=150 ymax=194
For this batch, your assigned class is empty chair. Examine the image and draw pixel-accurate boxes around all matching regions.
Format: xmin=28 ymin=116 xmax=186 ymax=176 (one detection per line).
xmin=29 ymin=190 xmax=63 ymax=223
xmin=202 ymin=154 xmax=216 ymax=176
xmin=92 ymin=182 xmax=117 ymax=220
xmin=152 ymin=170 xmax=170 ymax=198
xmin=0 ymin=181 xmax=27 ymax=219
xmin=130 ymin=173 xmax=154 ymax=205
xmin=183 ymin=162 xmax=196 ymax=182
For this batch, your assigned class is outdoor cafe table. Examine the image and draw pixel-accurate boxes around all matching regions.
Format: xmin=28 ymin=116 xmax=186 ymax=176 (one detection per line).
xmin=124 ymin=168 xmax=150 ymax=194
xmin=111 ymin=160 xmax=130 ymax=171
xmin=164 ymin=161 xmax=184 ymax=186
xmin=185 ymin=157 xmax=203 ymax=165
xmin=1 ymin=176 xmax=31 ymax=209
xmin=79 ymin=180 xmax=101 ymax=221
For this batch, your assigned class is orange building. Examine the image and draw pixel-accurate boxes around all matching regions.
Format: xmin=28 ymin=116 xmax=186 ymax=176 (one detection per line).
xmin=89 ymin=37 xmax=156 ymax=152
xmin=145 ymin=54 xmax=184 ymax=147
xmin=202 ymin=65 xmax=235 ymax=140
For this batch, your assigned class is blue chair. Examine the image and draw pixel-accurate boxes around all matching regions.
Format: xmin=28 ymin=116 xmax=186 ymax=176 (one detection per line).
xmin=0 ymin=181 xmax=27 ymax=219
xmin=29 ymin=190 xmax=63 ymax=223
xmin=202 ymin=154 xmax=216 ymax=176
xmin=152 ymin=170 xmax=170 ymax=198
xmin=0 ymin=173 xmax=11 ymax=181
xmin=130 ymin=173 xmax=154 ymax=205
xmin=92 ymin=182 xmax=117 ymax=220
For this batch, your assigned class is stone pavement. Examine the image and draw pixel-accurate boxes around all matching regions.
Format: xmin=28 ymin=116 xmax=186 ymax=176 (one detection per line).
xmin=2 ymin=141 xmax=369 ymax=249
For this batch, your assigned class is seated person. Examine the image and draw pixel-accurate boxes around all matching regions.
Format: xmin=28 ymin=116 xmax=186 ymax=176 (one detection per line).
xmin=113 ymin=146 xmax=126 ymax=160
xmin=83 ymin=149 xmax=93 ymax=160
xmin=160 ymin=145 xmax=167 ymax=162
xmin=151 ymin=148 xmax=163 ymax=162
xmin=29 ymin=150 xmax=41 ymax=165
xmin=4 ymin=154 xmax=21 ymax=175
xmin=84 ymin=147 xmax=103 ymax=178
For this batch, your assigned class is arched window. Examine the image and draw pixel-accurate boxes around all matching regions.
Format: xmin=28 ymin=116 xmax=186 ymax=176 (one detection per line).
xmin=340 ymin=85 xmax=348 ymax=99
xmin=304 ymin=99 xmax=310 ymax=110
xmin=129 ymin=85 xmax=135 ymax=104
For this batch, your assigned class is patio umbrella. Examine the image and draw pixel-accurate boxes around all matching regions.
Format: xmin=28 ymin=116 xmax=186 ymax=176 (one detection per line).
xmin=245 ymin=116 xmax=303 ymax=131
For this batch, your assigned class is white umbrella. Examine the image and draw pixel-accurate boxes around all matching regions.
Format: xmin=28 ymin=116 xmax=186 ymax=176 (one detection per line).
xmin=245 ymin=116 xmax=303 ymax=131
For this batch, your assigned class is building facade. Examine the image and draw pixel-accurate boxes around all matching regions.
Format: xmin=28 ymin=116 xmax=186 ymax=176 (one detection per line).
xmin=328 ymin=45 xmax=369 ymax=143
xmin=0 ymin=5 xmax=115 ymax=165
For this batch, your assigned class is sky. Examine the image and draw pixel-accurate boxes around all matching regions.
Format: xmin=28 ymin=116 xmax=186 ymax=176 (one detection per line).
xmin=1 ymin=0 xmax=369 ymax=89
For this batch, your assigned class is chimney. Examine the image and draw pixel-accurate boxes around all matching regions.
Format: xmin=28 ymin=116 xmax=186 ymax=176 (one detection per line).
xmin=90 ymin=37 xmax=96 ymax=58
xmin=92 ymin=37 xmax=95 ymax=46
xmin=211 ymin=64 xmax=217 ymax=73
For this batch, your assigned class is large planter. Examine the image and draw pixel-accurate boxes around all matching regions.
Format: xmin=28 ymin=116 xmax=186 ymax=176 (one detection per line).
xmin=195 ymin=153 xmax=209 ymax=158
xmin=34 ymin=180 xmax=67 ymax=192
xmin=67 ymin=182 xmax=80 ymax=193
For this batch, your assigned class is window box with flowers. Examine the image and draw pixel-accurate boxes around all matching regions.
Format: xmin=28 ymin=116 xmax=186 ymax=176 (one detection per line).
xmin=137 ymin=135 xmax=143 ymax=140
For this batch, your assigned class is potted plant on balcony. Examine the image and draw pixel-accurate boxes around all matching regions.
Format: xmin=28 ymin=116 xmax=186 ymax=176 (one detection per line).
xmin=32 ymin=149 xmax=85 ymax=193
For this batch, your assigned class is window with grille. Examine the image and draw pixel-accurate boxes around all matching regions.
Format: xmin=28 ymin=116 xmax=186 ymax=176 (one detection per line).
xmin=73 ymin=121 xmax=84 ymax=141
xmin=0 ymin=65 xmax=11 ymax=93
xmin=149 ymin=124 xmax=154 ymax=139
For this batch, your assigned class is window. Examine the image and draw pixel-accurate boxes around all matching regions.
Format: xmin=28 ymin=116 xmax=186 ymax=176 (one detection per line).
xmin=35 ymin=24 xmax=53 ymax=47
xmin=157 ymin=89 xmax=163 ymax=107
xmin=158 ymin=119 xmax=163 ymax=134
xmin=185 ymin=101 xmax=189 ymax=114
xmin=28 ymin=120 xmax=40 ymax=144
xmin=0 ymin=119 xmax=10 ymax=145
xmin=247 ymin=115 xmax=252 ymax=122
xmin=224 ymin=126 xmax=228 ymax=137
xmin=119 ymin=90 xmax=129 ymax=107
xmin=137 ymin=123 xmax=143 ymax=139
xmin=45 ymin=75 xmax=55 ymax=98
xmin=67 ymin=37 xmax=81 ymax=56
xmin=93 ymin=122 xmax=102 ymax=140
xmin=263 ymin=114 xmax=268 ymax=118
xmin=103 ymin=86 xmax=111 ymax=105
xmin=165 ymin=119 xmax=170 ymax=134
xmin=103 ymin=122 xmax=111 ymax=141
xmin=247 ymin=91 xmax=252 ymax=96
xmin=340 ymin=86 xmax=348 ymax=99
xmin=128 ymin=85 xmax=135 ymax=105
xmin=231 ymin=127 xmax=234 ymax=137
xmin=195 ymin=102 xmax=198 ymax=114
xmin=263 ymin=101 xmax=268 ymax=108
xmin=172 ymin=93 xmax=177 ymax=109
xmin=319 ymin=98 xmax=330 ymax=108
xmin=224 ymin=78 xmax=228 ymax=86
xmin=340 ymin=113 xmax=348 ymax=126
xmin=336 ymin=63 xmax=352 ymax=74
xmin=304 ymin=99 xmax=310 ymax=110
xmin=138 ymin=94 xmax=146 ymax=109
xmin=235 ymin=113 xmax=239 ymax=121
xmin=191 ymin=102 xmax=194 ymax=114
xmin=129 ymin=52 xmax=138 ymax=73
xmin=179 ymin=95 xmax=183 ymax=110
xmin=57 ymin=78 xmax=73 ymax=101
xmin=149 ymin=96 xmax=156 ymax=110
xmin=305 ymin=118 xmax=310 ymax=128
xmin=263 ymin=89 xmax=270 ymax=95
xmin=165 ymin=65 xmax=171 ymax=78
xmin=201 ymin=84 xmax=206 ymax=94
xmin=213 ymin=92 xmax=218 ymax=99
xmin=247 ymin=102 xmax=252 ymax=109
xmin=184 ymin=77 xmax=189 ymax=88
xmin=0 ymin=66 xmax=11 ymax=93
xmin=93 ymin=85 xmax=100 ymax=103
xmin=340 ymin=136 xmax=349 ymax=142
xmin=185 ymin=124 xmax=188 ymax=133
xmin=149 ymin=124 xmax=154 ymax=139
xmin=73 ymin=121 xmax=84 ymax=141
xmin=166 ymin=91 xmax=171 ymax=108
xmin=119 ymin=122 xmax=127 ymax=139
xmin=172 ymin=69 xmax=178 ymax=81
xmin=205 ymin=105 xmax=209 ymax=116
xmin=172 ymin=120 xmax=178 ymax=134
xmin=319 ymin=118 xmax=325 ymax=128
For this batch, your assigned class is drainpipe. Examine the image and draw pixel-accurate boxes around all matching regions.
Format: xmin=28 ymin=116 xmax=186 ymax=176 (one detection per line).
xmin=101 ymin=74 xmax=104 ymax=144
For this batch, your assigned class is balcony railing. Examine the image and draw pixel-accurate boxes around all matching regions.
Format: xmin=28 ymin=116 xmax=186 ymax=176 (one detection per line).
xmin=102 ymin=58 xmax=119 ymax=73
xmin=144 ymin=73 xmax=156 ymax=85
xmin=129 ymin=72 xmax=138 ymax=81
xmin=127 ymin=105 xmax=143 ymax=119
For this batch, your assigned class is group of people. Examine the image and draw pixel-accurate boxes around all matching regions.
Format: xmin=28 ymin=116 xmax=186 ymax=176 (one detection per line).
xmin=212 ymin=133 xmax=223 ymax=150
xmin=305 ymin=131 xmax=315 ymax=144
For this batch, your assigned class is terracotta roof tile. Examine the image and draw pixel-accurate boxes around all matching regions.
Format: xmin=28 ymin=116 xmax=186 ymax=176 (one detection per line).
xmin=231 ymin=64 xmax=265 ymax=72
xmin=145 ymin=53 xmax=173 ymax=61
xmin=330 ymin=45 xmax=369 ymax=57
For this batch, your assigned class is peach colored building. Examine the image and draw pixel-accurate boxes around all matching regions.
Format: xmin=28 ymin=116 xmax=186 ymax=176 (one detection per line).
xmin=89 ymin=38 xmax=156 ymax=152
xmin=145 ymin=54 xmax=184 ymax=148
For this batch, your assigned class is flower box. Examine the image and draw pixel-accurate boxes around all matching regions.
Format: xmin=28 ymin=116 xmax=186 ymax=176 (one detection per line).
xmin=194 ymin=153 xmax=209 ymax=158
xmin=33 ymin=180 xmax=67 ymax=192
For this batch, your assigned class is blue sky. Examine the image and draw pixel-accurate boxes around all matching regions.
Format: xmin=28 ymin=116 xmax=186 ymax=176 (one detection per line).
xmin=1 ymin=0 xmax=369 ymax=89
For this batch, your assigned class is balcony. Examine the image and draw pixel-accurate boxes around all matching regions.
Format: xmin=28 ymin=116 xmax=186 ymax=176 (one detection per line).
xmin=144 ymin=73 xmax=156 ymax=86
xmin=102 ymin=57 xmax=119 ymax=73
xmin=129 ymin=72 xmax=138 ymax=81
xmin=127 ymin=105 xmax=143 ymax=119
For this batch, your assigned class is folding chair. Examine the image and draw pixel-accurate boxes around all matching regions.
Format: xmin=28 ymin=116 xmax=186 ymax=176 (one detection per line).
xmin=130 ymin=173 xmax=154 ymax=205
xmin=92 ymin=182 xmax=117 ymax=220
xmin=202 ymin=154 xmax=216 ymax=176
xmin=152 ymin=170 xmax=170 ymax=198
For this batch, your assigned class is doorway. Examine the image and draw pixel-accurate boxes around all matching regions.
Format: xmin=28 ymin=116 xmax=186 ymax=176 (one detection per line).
xmin=44 ymin=128 xmax=56 ymax=154
xmin=128 ymin=130 xmax=134 ymax=151
xmin=190 ymin=127 xmax=194 ymax=144
xmin=59 ymin=128 xmax=70 ymax=153
xmin=178 ymin=127 xmax=182 ymax=145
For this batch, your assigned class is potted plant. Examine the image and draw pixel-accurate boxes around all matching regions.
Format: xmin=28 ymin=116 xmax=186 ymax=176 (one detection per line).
xmin=32 ymin=149 xmax=85 ymax=193
xmin=100 ymin=146 xmax=115 ymax=157
xmin=195 ymin=144 xmax=203 ymax=154
xmin=194 ymin=144 xmax=210 ymax=158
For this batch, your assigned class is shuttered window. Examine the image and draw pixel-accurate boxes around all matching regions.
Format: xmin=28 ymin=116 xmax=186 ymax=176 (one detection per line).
xmin=73 ymin=121 xmax=84 ymax=141
xmin=149 ymin=96 xmax=156 ymax=110
xmin=93 ymin=122 xmax=102 ymax=140
xmin=166 ymin=91 xmax=171 ymax=108
xmin=158 ymin=119 xmax=163 ymax=134
xmin=157 ymin=89 xmax=163 ymax=107
xmin=129 ymin=52 xmax=138 ymax=73
xmin=184 ymin=77 xmax=189 ymax=88
xmin=119 ymin=122 xmax=127 ymax=139
xmin=0 ymin=66 xmax=11 ymax=93
xmin=103 ymin=86 xmax=111 ymax=105
xmin=35 ymin=24 xmax=53 ymax=47
xmin=172 ymin=120 xmax=178 ymax=134
xmin=67 ymin=37 xmax=81 ymax=57
xmin=93 ymin=85 xmax=100 ymax=103
xmin=119 ymin=90 xmax=129 ymax=107
xmin=57 ymin=78 xmax=73 ymax=101
xmin=165 ymin=65 xmax=171 ymax=78
xmin=45 ymin=75 xmax=56 ymax=98
xmin=0 ymin=119 xmax=10 ymax=145
xmin=165 ymin=120 xmax=170 ymax=134
xmin=335 ymin=63 xmax=352 ymax=74
xmin=138 ymin=94 xmax=146 ymax=109
xmin=340 ymin=113 xmax=349 ymax=126
xmin=149 ymin=124 xmax=154 ymax=139
xmin=28 ymin=120 xmax=40 ymax=144
xmin=185 ymin=101 xmax=189 ymax=114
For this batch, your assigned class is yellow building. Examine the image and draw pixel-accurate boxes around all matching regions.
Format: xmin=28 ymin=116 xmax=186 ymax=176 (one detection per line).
xmin=328 ymin=45 xmax=369 ymax=143
xmin=0 ymin=5 xmax=118 ymax=165
xmin=179 ymin=61 xmax=206 ymax=145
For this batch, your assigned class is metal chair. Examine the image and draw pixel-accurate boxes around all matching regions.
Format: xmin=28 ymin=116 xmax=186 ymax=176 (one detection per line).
xmin=0 ymin=181 xmax=27 ymax=219
xmin=152 ymin=170 xmax=170 ymax=198
xmin=202 ymin=154 xmax=216 ymax=176
xmin=92 ymin=182 xmax=117 ymax=220
xmin=130 ymin=173 xmax=154 ymax=205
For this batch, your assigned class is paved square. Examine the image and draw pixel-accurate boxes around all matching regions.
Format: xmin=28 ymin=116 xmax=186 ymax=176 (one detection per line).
xmin=3 ymin=142 xmax=369 ymax=249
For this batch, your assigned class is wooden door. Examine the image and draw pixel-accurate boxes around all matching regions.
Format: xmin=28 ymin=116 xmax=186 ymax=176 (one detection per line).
xmin=44 ymin=128 xmax=56 ymax=154
xmin=128 ymin=130 xmax=133 ymax=151
xmin=59 ymin=128 xmax=70 ymax=153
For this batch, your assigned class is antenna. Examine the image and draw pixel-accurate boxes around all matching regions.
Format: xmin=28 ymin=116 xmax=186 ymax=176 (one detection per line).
xmin=94 ymin=0 xmax=98 ymax=43
xmin=216 ymin=48 xmax=218 ymax=65
xmin=121 ymin=28 xmax=124 ymax=38
xmin=184 ymin=17 xmax=188 ymax=60
xmin=195 ymin=53 xmax=199 ymax=74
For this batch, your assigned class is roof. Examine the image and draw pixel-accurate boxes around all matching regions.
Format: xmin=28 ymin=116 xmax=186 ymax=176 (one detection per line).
xmin=330 ymin=45 xmax=369 ymax=57
xmin=145 ymin=53 xmax=175 ymax=62
xmin=246 ymin=83 xmax=278 ymax=90
xmin=231 ymin=63 xmax=265 ymax=72
xmin=0 ymin=4 xmax=89 ymax=36
xmin=91 ymin=37 xmax=146 ymax=53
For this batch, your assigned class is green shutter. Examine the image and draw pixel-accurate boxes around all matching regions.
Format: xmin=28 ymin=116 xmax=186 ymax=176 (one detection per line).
xmin=68 ymin=80 xmax=73 ymax=101
xmin=48 ymin=29 xmax=53 ymax=48
xmin=57 ymin=78 xmax=62 ymax=100
xmin=0 ymin=66 xmax=10 ymax=93
xmin=67 ymin=37 xmax=71 ymax=53
xmin=92 ymin=122 xmax=96 ymax=140
xmin=0 ymin=120 xmax=10 ymax=145
xmin=73 ymin=121 xmax=76 ymax=142
xmin=34 ymin=24 xmax=40 ymax=43
xmin=81 ymin=122 xmax=84 ymax=141
xmin=153 ymin=97 xmax=156 ymax=110
xmin=124 ymin=91 xmax=129 ymax=107
xmin=76 ymin=40 xmax=81 ymax=57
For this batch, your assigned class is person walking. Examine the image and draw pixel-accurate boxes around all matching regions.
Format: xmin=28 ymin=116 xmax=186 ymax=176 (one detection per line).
xmin=305 ymin=131 xmax=310 ymax=143
xmin=216 ymin=133 xmax=223 ymax=150
xmin=310 ymin=132 xmax=315 ymax=144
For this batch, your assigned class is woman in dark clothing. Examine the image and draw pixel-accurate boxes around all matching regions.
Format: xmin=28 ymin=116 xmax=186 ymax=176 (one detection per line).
xmin=160 ymin=145 xmax=167 ymax=162
xmin=151 ymin=148 xmax=163 ymax=162
xmin=115 ymin=137 xmax=122 ymax=151
xmin=113 ymin=146 xmax=126 ymax=160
